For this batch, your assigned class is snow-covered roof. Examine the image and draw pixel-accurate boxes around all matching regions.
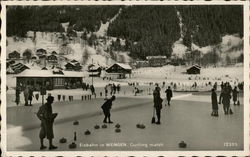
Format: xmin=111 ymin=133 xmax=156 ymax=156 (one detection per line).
xmin=16 ymin=69 xmax=85 ymax=78
xmin=146 ymin=56 xmax=167 ymax=60
xmin=115 ymin=63 xmax=132 ymax=70
xmin=187 ymin=64 xmax=201 ymax=70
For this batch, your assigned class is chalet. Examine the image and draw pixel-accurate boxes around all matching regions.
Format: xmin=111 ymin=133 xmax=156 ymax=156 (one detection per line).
xmin=186 ymin=65 xmax=201 ymax=74
xmin=135 ymin=60 xmax=149 ymax=68
xmin=41 ymin=67 xmax=48 ymax=70
xmin=88 ymin=64 xmax=102 ymax=77
xmin=65 ymin=60 xmax=82 ymax=71
xmin=9 ymin=63 xmax=30 ymax=74
xmin=31 ymin=56 xmax=38 ymax=60
xmin=51 ymin=51 xmax=58 ymax=55
xmin=38 ymin=55 xmax=47 ymax=66
xmin=8 ymin=51 xmax=20 ymax=60
xmin=7 ymin=60 xmax=15 ymax=68
xmin=36 ymin=48 xmax=47 ymax=56
xmin=47 ymin=55 xmax=58 ymax=64
xmin=39 ymin=55 xmax=47 ymax=59
xmin=146 ymin=56 xmax=167 ymax=67
xmin=106 ymin=63 xmax=132 ymax=79
xmin=16 ymin=69 xmax=85 ymax=90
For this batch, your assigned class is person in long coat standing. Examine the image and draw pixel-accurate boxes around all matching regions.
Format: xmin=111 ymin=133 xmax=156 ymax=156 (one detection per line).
xmin=165 ymin=86 xmax=173 ymax=106
xmin=28 ymin=86 xmax=34 ymax=106
xmin=232 ymin=87 xmax=239 ymax=105
xmin=211 ymin=88 xmax=219 ymax=117
xmin=101 ymin=95 xmax=116 ymax=123
xmin=153 ymin=89 xmax=163 ymax=124
xmin=37 ymin=96 xmax=57 ymax=150
xmin=219 ymin=88 xmax=231 ymax=115
xmin=15 ymin=84 xmax=21 ymax=106
xmin=23 ymin=86 xmax=29 ymax=106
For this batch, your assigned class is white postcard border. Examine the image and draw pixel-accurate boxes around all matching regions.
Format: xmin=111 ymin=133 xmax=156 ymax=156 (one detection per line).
xmin=1 ymin=1 xmax=249 ymax=156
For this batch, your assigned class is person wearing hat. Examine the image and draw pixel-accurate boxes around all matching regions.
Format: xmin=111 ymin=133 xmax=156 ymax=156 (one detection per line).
xmin=154 ymin=91 xmax=163 ymax=124
xmin=37 ymin=96 xmax=57 ymax=150
xmin=165 ymin=86 xmax=173 ymax=106
xmin=101 ymin=95 xmax=116 ymax=123
xmin=211 ymin=88 xmax=219 ymax=117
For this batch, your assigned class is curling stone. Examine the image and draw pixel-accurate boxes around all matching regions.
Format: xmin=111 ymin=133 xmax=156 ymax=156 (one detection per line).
xmin=179 ymin=141 xmax=187 ymax=148
xmin=84 ymin=130 xmax=91 ymax=135
xmin=115 ymin=128 xmax=121 ymax=133
xmin=140 ymin=124 xmax=145 ymax=129
xmin=59 ymin=137 xmax=67 ymax=143
xmin=73 ymin=120 xmax=79 ymax=125
xmin=102 ymin=124 xmax=107 ymax=128
xmin=115 ymin=123 xmax=121 ymax=128
xmin=69 ymin=142 xmax=77 ymax=149
xmin=94 ymin=124 xmax=100 ymax=129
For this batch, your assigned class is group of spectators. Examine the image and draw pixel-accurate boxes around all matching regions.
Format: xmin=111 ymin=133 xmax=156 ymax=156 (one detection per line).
xmin=15 ymin=84 xmax=34 ymax=106
xmin=211 ymin=82 xmax=240 ymax=117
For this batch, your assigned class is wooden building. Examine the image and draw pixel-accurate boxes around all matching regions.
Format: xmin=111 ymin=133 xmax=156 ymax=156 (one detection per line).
xmin=47 ymin=55 xmax=58 ymax=64
xmin=146 ymin=56 xmax=167 ymax=67
xmin=186 ymin=65 xmax=201 ymax=74
xmin=36 ymin=48 xmax=47 ymax=56
xmin=8 ymin=51 xmax=20 ymax=60
xmin=106 ymin=63 xmax=132 ymax=79
xmin=65 ymin=60 xmax=82 ymax=71
xmin=88 ymin=64 xmax=102 ymax=77
xmin=7 ymin=60 xmax=15 ymax=68
xmin=51 ymin=51 xmax=58 ymax=55
xmin=16 ymin=69 xmax=84 ymax=90
xmin=9 ymin=63 xmax=29 ymax=74
xmin=135 ymin=60 xmax=149 ymax=68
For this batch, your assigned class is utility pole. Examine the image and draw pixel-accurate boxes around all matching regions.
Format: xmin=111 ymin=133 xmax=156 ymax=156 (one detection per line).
xmin=91 ymin=58 xmax=93 ymax=86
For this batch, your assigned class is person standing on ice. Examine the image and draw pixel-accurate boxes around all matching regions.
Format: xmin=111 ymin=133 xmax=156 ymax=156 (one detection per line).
xmin=37 ymin=96 xmax=57 ymax=150
xmin=28 ymin=86 xmax=34 ymax=106
xmin=101 ymin=95 xmax=116 ymax=123
xmin=219 ymin=87 xmax=231 ymax=115
xmin=211 ymin=88 xmax=219 ymax=117
xmin=104 ymin=85 xmax=108 ymax=99
xmin=232 ymin=86 xmax=239 ymax=105
xmin=165 ymin=86 xmax=173 ymax=106
xmin=153 ymin=88 xmax=163 ymax=124
xmin=23 ymin=85 xmax=29 ymax=106
xmin=15 ymin=84 xmax=21 ymax=106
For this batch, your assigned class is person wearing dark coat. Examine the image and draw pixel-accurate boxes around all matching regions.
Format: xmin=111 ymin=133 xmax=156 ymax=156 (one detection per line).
xmin=101 ymin=95 xmax=116 ymax=123
xmin=23 ymin=86 xmax=29 ymax=106
xmin=219 ymin=88 xmax=231 ymax=115
xmin=232 ymin=87 xmax=239 ymax=105
xmin=28 ymin=86 xmax=34 ymax=106
xmin=15 ymin=85 xmax=21 ymax=106
xmin=165 ymin=86 xmax=173 ymax=106
xmin=154 ymin=92 xmax=163 ymax=124
xmin=37 ymin=96 xmax=57 ymax=150
xmin=90 ymin=85 xmax=95 ymax=95
xmin=211 ymin=88 xmax=219 ymax=117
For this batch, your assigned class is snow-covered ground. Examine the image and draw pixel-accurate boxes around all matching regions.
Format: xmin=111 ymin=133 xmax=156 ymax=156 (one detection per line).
xmin=130 ymin=65 xmax=243 ymax=87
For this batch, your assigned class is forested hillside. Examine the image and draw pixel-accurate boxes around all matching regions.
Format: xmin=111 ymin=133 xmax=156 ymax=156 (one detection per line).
xmin=7 ymin=6 xmax=121 ymax=37
xmin=7 ymin=5 xmax=243 ymax=61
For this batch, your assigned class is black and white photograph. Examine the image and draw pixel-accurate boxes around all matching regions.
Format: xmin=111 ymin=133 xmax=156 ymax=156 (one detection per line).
xmin=1 ymin=1 xmax=249 ymax=156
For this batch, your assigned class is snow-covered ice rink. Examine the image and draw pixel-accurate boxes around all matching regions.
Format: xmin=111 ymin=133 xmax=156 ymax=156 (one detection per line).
xmin=7 ymin=92 xmax=244 ymax=151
